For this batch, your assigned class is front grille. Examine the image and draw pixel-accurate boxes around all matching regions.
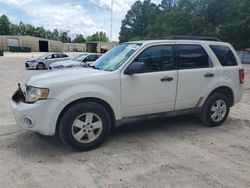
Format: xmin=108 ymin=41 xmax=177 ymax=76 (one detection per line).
xmin=12 ymin=88 xmax=25 ymax=104
xmin=25 ymin=63 xmax=30 ymax=68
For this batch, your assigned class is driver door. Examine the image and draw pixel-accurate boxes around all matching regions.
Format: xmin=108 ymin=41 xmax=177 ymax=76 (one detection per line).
xmin=121 ymin=44 xmax=178 ymax=117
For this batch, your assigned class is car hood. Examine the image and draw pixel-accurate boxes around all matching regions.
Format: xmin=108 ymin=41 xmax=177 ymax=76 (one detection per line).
xmin=50 ymin=60 xmax=80 ymax=67
xmin=26 ymin=68 xmax=109 ymax=88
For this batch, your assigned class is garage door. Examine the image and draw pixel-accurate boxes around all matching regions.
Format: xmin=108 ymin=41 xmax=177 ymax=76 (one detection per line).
xmin=7 ymin=38 xmax=19 ymax=47
xmin=68 ymin=45 xmax=75 ymax=52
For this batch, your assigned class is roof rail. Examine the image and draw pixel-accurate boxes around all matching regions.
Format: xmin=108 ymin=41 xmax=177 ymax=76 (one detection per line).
xmin=162 ymin=35 xmax=221 ymax=42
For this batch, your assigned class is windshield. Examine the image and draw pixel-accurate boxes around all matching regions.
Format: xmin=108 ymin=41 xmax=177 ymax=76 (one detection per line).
xmin=93 ymin=43 xmax=141 ymax=71
xmin=37 ymin=54 xmax=49 ymax=59
xmin=72 ymin=54 xmax=88 ymax=61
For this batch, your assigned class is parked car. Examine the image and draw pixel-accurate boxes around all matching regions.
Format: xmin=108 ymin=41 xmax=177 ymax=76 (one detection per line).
xmin=49 ymin=53 xmax=101 ymax=70
xmin=25 ymin=53 xmax=70 ymax=70
xmin=11 ymin=38 xmax=244 ymax=151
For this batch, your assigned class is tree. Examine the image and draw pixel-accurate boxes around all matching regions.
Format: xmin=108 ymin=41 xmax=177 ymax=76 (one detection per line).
xmin=147 ymin=9 xmax=192 ymax=38
xmin=159 ymin=0 xmax=176 ymax=11
xmin=59 ymin=31 xmax=71 ymax=43
xmin=86 ymin=31 xmax=108 ymax=42
xmin=119 ymin=0 xmax=248 ymax=49
xmin=0 ymin=15 xmax=11 ymax=35
xmin=73 ymin=34 xmax=86 ymax=43
xmin=221 ymin=0 xmax=250 ymax=49
xmin=190 ymin=0 xmax=239 ymax=35
xmin=119 ymin=0 xmax=160 ymax=42
xmin=52 ymin=29 xmax=60 ymax=41
xmin=33 ymin=27 xmax=46 ymax=38
xmin=10 ymin=23 xmax=20 ymax=35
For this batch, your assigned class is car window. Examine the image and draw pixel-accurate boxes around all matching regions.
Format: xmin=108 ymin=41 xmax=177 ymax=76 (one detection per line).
xmin=52 ymin=54 xmax=59 ymax=58
xmin=94 ymin=43 xmax=141 ymax=71
xmin=86 ymin=55 xmax=97 ymax=61
xmin=210 ymin=45 xmax=238 ymax=66
xmin=59 ymin=54 xmax=68 ymax=58
xmin=46 ymin=55 xmax=52 ymax=59
xmin=134 ymin=45 xmax=176 ymax=73
xmin=177 ymin=45 xmax=210 ymax=69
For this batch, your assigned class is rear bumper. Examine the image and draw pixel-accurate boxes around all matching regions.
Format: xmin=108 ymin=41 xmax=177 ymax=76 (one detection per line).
xmin=10 ymin=99 xmax=61 ymax=136
xmin=234 ymin=84 xmax=244 ymax=105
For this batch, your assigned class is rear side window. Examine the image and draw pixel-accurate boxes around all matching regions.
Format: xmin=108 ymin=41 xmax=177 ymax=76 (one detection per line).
xmin=210 ymin=45 xmax=238 ymax=66
xmin=58 ymin=54 xmax=68 ymax=58
xmin=177 ymin=45 xmax=210 ymax=69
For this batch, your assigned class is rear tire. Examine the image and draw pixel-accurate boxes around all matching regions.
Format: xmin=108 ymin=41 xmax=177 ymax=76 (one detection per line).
xmin=37 ymin=63 xmax=45 ymax=70
xmin=59 ymin=102 xmax=111 ymax=151
xmin=200 ymin=93 xmax=230 ymax=127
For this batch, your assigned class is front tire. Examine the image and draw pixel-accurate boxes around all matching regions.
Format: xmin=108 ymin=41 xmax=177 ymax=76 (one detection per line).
xmin=200 ymin=93 xmax=230 ymax=127
xmin=37 ymin=63 xmax=45 ymax=70
xmin=59 ymin=102 xmax=111 ymax=151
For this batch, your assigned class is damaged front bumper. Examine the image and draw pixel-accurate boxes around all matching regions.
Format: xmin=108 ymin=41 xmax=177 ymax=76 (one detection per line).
xmin=10 ymin=84 xmax=61 ymax=136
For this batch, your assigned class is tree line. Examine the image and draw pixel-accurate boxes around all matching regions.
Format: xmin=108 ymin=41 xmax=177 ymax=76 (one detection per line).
xmin=0 ymin=15 xmax=108 ymax=43
xmin=119 ymin=0 xmax=250 ymax=50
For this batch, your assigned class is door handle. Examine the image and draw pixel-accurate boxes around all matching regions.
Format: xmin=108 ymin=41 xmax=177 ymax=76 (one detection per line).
xmin=161 ymin=76 xmax=173 ymax=82
xmin=204 ymin=73 xmax=215 ymax=78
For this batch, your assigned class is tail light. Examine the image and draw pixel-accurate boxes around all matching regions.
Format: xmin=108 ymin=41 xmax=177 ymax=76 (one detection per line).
xmin=239 ymin=69 xmax=245 ymax=84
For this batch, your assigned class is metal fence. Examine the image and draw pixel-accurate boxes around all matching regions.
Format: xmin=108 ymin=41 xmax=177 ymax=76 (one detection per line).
xmin=238 ymin=51 xmax=250 ymax=64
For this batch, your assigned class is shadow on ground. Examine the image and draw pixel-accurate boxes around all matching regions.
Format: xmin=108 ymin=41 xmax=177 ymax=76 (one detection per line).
xmin=9 ymin=115 xmax=208 ymax=159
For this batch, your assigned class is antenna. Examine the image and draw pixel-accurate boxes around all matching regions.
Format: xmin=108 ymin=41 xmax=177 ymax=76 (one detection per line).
xmin=110 ymin=0 xmax=113 ymax=42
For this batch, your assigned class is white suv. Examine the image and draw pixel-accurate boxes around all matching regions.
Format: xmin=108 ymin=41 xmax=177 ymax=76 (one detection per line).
xmin=11 ymin=39 xmax=245 ymax=150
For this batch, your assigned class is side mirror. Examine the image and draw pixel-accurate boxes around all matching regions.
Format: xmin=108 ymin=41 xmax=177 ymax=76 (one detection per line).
xmin=124 ymin=62 xmax=145 ymax=75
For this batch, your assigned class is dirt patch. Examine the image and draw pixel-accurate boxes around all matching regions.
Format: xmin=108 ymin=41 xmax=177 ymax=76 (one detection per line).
xmin=0 ymin=54 xmax=250 ymax=187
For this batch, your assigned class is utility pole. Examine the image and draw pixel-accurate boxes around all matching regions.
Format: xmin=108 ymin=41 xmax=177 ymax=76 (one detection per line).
xmin=110 ymin=0 xmax=113 ymax=42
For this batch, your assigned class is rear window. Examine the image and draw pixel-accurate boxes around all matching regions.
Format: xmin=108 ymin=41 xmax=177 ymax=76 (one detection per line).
xmin=210 ymin=45 xmax=238 ymax=66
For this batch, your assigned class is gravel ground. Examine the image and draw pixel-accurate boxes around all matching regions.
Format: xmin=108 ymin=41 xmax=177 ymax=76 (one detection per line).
xmin=0 ymin=53 xmax=250 ymax=188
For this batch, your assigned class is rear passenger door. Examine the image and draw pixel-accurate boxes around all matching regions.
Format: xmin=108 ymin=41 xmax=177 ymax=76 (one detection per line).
xmin=175 ymin=43 xmax=217 ymax=110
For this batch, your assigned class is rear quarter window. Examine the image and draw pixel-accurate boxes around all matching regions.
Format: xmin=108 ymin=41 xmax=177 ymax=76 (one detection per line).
xmin=210 ymin=45 xmax=238 ymax=66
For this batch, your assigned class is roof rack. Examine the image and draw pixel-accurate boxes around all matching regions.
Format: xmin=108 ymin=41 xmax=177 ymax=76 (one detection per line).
xmin=162 ymin=35 xmax=221 ymax=42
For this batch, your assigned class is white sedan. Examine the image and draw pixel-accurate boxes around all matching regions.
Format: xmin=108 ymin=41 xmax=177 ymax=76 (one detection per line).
xmin=49 ymin=53 xmax=101 ymax=70
xmin=25 ymin=53 xmax=70 ymax=70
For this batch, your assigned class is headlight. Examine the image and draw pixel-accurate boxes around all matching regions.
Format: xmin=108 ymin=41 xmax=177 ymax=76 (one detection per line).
xmin=52 ymin=65 xmax=64 ymax=69
xmin=25 ymin=86 xmax=49 ymax=103
xmin=57 ymin=65 xmax=65 ymax=69
xmin=80 ymin=62 xmax=87 ymax=67
xmin=28 ymin=60 xmax=36 ymax=63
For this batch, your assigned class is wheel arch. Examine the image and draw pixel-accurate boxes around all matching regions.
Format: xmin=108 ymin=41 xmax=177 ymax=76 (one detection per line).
xmin=37 ymin=62 xmax=45 ymax=69
xmin=55 ymin=97 xmax=116 ymax=133
xmin=205 ymin=86 xmax=234 ymax=107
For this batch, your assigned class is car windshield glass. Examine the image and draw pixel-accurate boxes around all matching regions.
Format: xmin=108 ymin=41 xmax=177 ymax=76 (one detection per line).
xmin=37 ymin=54 xmax=49 ymax=59
xmin=93 ymin=43 xmax=141 ymax=71
xmin=72 ymin=54 xmax=88 ymax=61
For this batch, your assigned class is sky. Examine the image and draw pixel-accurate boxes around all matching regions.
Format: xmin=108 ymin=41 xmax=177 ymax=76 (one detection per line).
xmin=0 ymin=0 xmax=162 ymax=41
